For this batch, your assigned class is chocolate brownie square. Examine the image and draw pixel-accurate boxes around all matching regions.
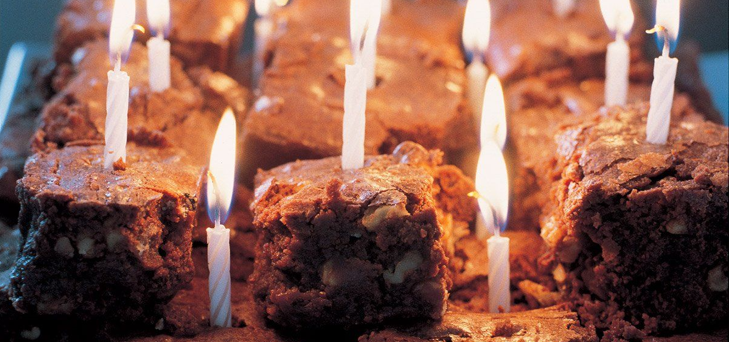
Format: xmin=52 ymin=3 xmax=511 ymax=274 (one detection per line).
xmin=249 ymin=142 xmax=474 ymax=329
xmin=54 ymin=0 xmax=248 ymax=71
xmin=240 ymin=0 xmax=475 ymax=182
xmin=541 ymin=105 xmax=728 ymax=337
xmin=11 ymin=143 xmax=201 ymax=321
xmin=500 ymin=43 xmax=724 ymax=233
xmin=34 ymin=39 xmax=249 ymax=167
xmin=487 ymin=0 xmax=646 ymax=84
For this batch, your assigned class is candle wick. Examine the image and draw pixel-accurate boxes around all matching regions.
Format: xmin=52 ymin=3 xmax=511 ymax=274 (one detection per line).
xmin=207 ymin=170 xmax=226 ymax=227
xmin=487 ymin=203 xmax=502 ymax=237
xmin=661 ymin=30 xmax=671 ymax=57
xmin=114 ymin=55 xmax=122 ymax=72
xmin=646 ymin=25 xmax=671 ymax=57
xmin=468 ymin=191 xmax=504 ymax=236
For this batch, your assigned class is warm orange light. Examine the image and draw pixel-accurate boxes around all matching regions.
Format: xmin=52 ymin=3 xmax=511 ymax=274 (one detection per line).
xmin=109 ymin=0 xmax=136 ymax=64
xmin=599 ymin=0 xmax=635 ymax=36
xmin=146 ymin=0 xmax=170 ymax=36
xmin=481 ymin=74 xmax=506 ymax=149
xmin=462 ymin=0 xmax=491 ymax=58
xmin=656 ymin=0 xmax=680 ymax=42
xmin=207 ymin=108 xmax=237 ymax=225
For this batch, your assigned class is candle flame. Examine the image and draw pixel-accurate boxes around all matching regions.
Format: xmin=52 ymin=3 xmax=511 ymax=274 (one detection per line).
xmin=599 ymin=0 xmax=634 ymax=37
xmin=474 ymin=142 xmax=509 ymax=234
xmin=350 ymin=0 xmax=382 ymax=61
xmin=146 ymin=0 xmax=170 ymax=37
xmin=481 ymin=75 xmax=506 ymax=150
xmin=207 ymin=108 xmax=237 ymax=225
xmin=109 ymin=0 xmax=137 ymax=66
xmin=475 ymin=74 xmax=509 ymax=234
xmin=462 ymin=0 xmax=491 ymax=62
xmin=255 ymin=0 xmax=274 ymax=16
xmin=655 ymin=0 xmax=680 ymax=49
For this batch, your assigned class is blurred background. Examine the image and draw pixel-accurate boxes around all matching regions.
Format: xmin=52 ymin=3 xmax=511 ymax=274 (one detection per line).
xmin=1 ymin=0 xmax=727 ymax=117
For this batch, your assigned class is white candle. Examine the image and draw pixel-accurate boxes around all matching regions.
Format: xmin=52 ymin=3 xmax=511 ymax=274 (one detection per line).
xmin=350 ymin=0 xmax=382 ymax=90
xmin=605 ymin=36 xmax=630 ymax=106
xmin=105 ymin=64 xmax=130 ymax=169
xmin=207 ymin=224 xmax=231 ymax=327
xmin=147 ymin=37 xmax=170 ymax=92
xmin=253 ymin=0 xmax=275 ymax=86
xmin=104 ymin=0 xmax=136 ymax=170
xmin=206 ymin=109 xmax=237 ymax=327
xmin=552 ymin=0 xmax=576 ymax=18
xmin=646 ymin=0 xmax=680 ymax=145
xmin=341 ymin=63 xmax=368 ymax=170
xmin=474 ymin=75 xmax=510 ymax=313
xmin=146 ymin=0 xmax=171 ymax=92
xmin=462 ymin=0 xmax=491 ymax=127
xmin=488 ymin=231 xmax=510 ymax=313
xmin=600 ymin=0 xmax=634 ymax=106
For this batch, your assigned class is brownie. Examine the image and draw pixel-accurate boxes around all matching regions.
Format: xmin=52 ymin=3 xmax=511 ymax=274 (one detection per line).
xmin=11 ymin=143 xmax=201 ymax=322
xmin=54 ymin=0 xmax=249 ymax=71
xmin=501 ymin=62 xmax=724 ymax=233
xmin=541 ymin=105 xmax=728 ymax=339
xmin=34 ymin=39 xmax=249 ymax=167
xmin=249 ymin=142 xmax=475 ymax=329
xmin=487 ymin=0 xmax=647 ymax=84
xmin=240 ymin=0 xmax=475 ymax=183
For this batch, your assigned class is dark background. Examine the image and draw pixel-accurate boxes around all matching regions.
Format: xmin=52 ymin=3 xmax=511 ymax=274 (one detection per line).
xmin=1 ymin=0 xmax=728 ymax=77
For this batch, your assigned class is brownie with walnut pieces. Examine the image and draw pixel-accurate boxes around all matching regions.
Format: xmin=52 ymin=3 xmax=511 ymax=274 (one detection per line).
xmin=11 ymin=143 xmax=201 ymax=322
xmin=250 ymin=142 xmax=475 ymax=330
xmin=54 ymin=0 xmax=248 ymax=71
xmin=541 ymin=105 xmax=728 ymax=339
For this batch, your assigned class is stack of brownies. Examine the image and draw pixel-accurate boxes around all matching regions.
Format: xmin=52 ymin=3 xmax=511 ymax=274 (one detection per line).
xmin=0 ymin=0 xmax=727 ymax=341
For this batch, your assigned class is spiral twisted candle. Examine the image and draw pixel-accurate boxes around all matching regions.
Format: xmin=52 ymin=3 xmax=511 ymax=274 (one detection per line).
xmin=487 ymin=231 xmax=510 ymax=313
xmin=104 ymin=66 xmax=129 ymax=169
xmin=207 ymin=224 xmax=232 ymax=327
xmin=646 ymin=55 xmax=677 ymax=144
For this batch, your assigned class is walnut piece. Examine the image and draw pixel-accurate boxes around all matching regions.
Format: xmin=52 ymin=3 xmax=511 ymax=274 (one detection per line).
xmin=362 ymin=203 xmax=409 ymax=231
xmin=54 ymin=237 xmax=74 ymax=258
xmin=383 ymin=251 xmax=423 ymax=284
xmin=708 ymin=265 xmax=728 ymax=292
xmin=665 ymin=220 xmax=688 ymax=235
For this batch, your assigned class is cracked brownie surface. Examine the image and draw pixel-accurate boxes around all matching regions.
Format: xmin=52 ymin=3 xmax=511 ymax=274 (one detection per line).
xmin=11 ymin=143 xmax=201 ymax=321
xmin=541 ymin=104 xmax=728 ymax=339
